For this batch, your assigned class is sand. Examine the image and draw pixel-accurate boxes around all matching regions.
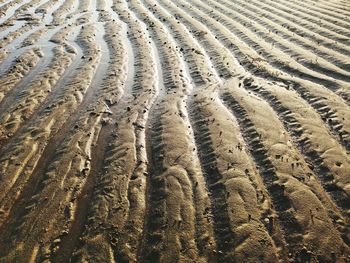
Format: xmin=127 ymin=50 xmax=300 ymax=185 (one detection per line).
xmin=0 ymin=0 xmax=349 ymax=262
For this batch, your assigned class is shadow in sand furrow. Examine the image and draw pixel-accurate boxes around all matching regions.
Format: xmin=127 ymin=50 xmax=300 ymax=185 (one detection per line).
xmin=206 ymin=0 xmax=350 ymax=80
xmin=278 ymin=0 xmax=350 ymax=30
xmin=220 ymin=77 xmax=350 ymax=259
xmin=0 ymin=40 xmax=79 ymax=158
xmin=161 ymin=0 xmax=350 ymax=125
xmin=221 ymin=93 xmax=304 ymax=255
xmin=141 ymin=1 xmax=288 ymax=261
xmin=142 ymin=99 xmax=216 ymax=262
xmin=268 ymin=0 xmax=350 ymax=39
xmin=246 ymin=83 xmax=350 ymax=209
xmin=0 ymin=48 xmax=42 ymax=107
xmin=48 ymin=7 xmax=145 ymax=261
xmin=259 ymin=0 xmax=350 ymax=45
xmin=219 ymin=0 xmax=350 ymax=73
xmin=0 ymin=103 xmax=105 ymax=261
xmin=189 ymin=101 xmax=238 ymax=262
xmin=170 ymin=0 xmax=350 ymax=105
xmin=140 ymin=0 xmax=208 ymax=86
xmin=191 ymin=0 xmax=348 ymax=89
xmin=0 ymin=20 xmax=100 ymax=241
xmin=337 ymin=91 xmax=350 ymax=106
xmin=142 ymin=106 xmax=169 ymax=261
xmin=50 ymin=116 xmax=111 ymax=263
xmin=244 ymin=82 xmax=350 ymax=235
xmin=315 ymin=0 xmax=350 ymax=17
xmin=69 ymin=4 xmax=159 ymax=261
xmin=243 ymin=1 xmax=350 ymax=56
xmin=95 ymin=6 xmax=153 ymax=262
xmin=157 ymin=0 xmax=350 ymax=159
xmin=124 ymin=1 xmax=220 ymax=262
xmin=131 ymin=1 xmax=224 ymax=261
xmin=154 ymin=0 xmax=236 ymax=81
xmin=49 ymin=20 xmax=112 ymax=263
xmin=0 ymin=9 xmax=94 ymax=148
xmin=51 ymin=0 xmax=78 ymax=25
xmin=0 ymin=0 xmax=79 ymax=64
xmin=0 ymin=0 xmax=30 ymax=23
xmin=0 ymin=10 xmax=128 ymax=262
xmin=287 ymin=0 xmax=350 ymax=25
xmin=288 ymin=83 xmax=350 ymax=152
